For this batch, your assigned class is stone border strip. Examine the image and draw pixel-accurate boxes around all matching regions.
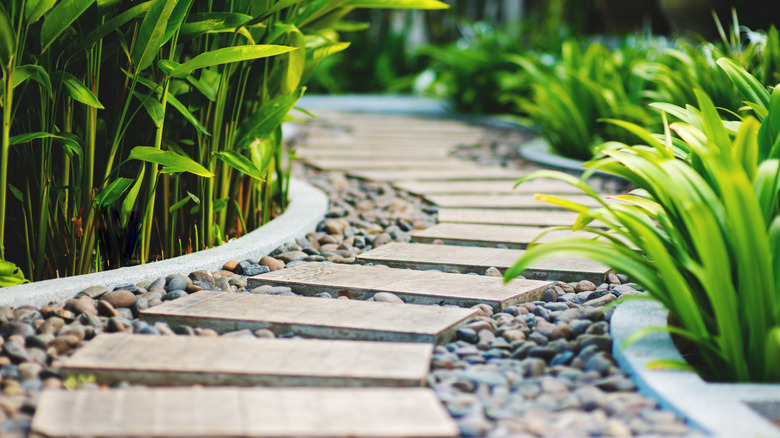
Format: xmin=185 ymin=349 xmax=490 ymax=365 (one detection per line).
xmin=0 ymin=178 xmax=328 ymax=309
xmin=610 ymin=299 xmax=780 ymax=437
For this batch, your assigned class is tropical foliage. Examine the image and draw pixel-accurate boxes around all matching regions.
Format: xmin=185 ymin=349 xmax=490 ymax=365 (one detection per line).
xmin=504 ymin=59 xmax=780 ymax=383
xmin=0 ymin=0 xmax=448 ymax=284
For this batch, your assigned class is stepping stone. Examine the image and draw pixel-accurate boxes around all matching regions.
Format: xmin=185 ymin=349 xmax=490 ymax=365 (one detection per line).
xmin=424 ymin=194 xmax=601 ymax=209
xmin=297 ymin=148 xmax=451 ymax=159
xmin=248 ymin=262 xmax=549 ymax=311
xmin=303 ymin=137 xmax=467 ymax=148
xmin=357 ymin=242 xmax=610 ymax=283
xmin=140 ymin=291 xmax=475 ymax=343
xmin=298 ymin=142 xmax=455 ymax=151
xmin=437 ymin=208 xmax=607 ymax=228
xmin=32 ymin=387 xmax=459 ymax=438
xmin=411 ymin=223 xmax=578 ymax=249
xmin=348 ymin=167 xmax=526 ymax=182
xmin=303 ymin=158 xmax=467 ymax=171
xmin=393 ymin=179 xmax=587 ymax=195
xmin=61 ymin=334 xmax=433 ymax=387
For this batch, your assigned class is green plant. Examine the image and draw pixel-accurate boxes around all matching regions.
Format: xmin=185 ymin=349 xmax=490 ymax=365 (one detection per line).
xmin=416 ymin=22 xmax=531 ymax=114
xmin=0 ymin=0 xmax=448 ymax=283
xmin=504 ymin=80 xmax=780 ymax=382
xmin=508 ymin=39 xmax=658 ymax=160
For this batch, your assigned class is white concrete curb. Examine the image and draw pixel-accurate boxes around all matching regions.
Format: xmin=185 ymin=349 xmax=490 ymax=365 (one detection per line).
xmin=611 ymin=299 xmax=780 ymax=437
xmin=0 ymin=178 xmax=328 ymax=308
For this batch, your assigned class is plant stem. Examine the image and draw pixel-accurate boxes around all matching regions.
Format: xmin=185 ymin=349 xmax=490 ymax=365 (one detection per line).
xmin=0 ymin=68 xmax=12 ymax=260
xmin=141 ymin=79 xmax=170 ymax=263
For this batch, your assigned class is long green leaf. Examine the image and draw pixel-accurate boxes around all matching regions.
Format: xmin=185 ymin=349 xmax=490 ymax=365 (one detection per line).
xmin=120 ymin=166 xmax=145 ymax=228
xmin=131 ymin=0 xmax=177 ymax=71
xmin=0 ymin=4 xmax=15 ymax=68
xmin=12 ymin=65 xmax=52 ymax=97
xmin=129 ymin=146 xmax=214 ymax=177
xmin=236 ymin=88 xmax=304 ymax=145
xmin=25 ymin=0 xmax=57 ymax=24
xmin=717 ymin=57 xmax=770 ymax=110
xmin=281 ymin=28 xmax=305 ymax=94
xmin=0 ymin=260 xmax=28 ymax=286
xmin=344 ymin=0 xmax=448 ymax=8
xmin=162 ymin=0 xmax=193 ymax=44
xmin=94 ymin=177 xmax=133 ymax=208
xmin=9 ymin=131 xmax=82 ymax=157
xmin=40 ymin=0 xmax=95 ymax=53
xmin=164 ymin=45 xmax=296 ymax=78
xmin=51 ymin=71 xmax=105 ymax=109
xmin=75 ymin=1 xmax=151 ymax=52
xmin=214 ymin=150 xmax=264 ymax=181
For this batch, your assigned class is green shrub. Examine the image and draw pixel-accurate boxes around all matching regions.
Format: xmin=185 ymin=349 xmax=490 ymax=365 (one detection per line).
xmin=0 ymin=0 xmax=448 ymax=282
xmin=504 ymin=64 xmax=780 ymax=383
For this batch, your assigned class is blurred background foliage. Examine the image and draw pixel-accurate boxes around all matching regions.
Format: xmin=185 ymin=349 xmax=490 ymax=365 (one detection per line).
xmin=308 ymin=0 xmax=780 ymax=99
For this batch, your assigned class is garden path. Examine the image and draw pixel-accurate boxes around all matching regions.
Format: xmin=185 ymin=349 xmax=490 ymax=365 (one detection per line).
xmin=30 ymin=112 xmax=618 ymax=437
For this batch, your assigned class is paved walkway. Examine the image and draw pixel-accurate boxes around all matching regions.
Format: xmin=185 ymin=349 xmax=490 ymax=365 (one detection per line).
xmin=30 ymin=111 xmax=620 ymax=437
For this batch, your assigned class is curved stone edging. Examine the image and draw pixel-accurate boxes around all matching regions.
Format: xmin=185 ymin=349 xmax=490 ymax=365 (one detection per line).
xmin=517 ymin=137 xmax=627 ymax=183
xmin=611 ymin=299 xmax=780 ymax=437
xmin=0 ymin=178 xmax=328 ymax=309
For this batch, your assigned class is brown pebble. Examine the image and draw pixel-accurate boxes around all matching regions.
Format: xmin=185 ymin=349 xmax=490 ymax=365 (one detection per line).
xmin=106 ymin=317 xmax=125 ymax=333
xmin=222 ymin=259 xmax=239 ymax=272
xmin=100 ymin=290 xmax=137 ymax=308
xmin=318 ymin=235 xmax=338 ymax=245
xmin=195 ymin=328 xmax=219 ymax=337
xmin=583 ymin=294 xmax=617 ymax=307
xmin=42 ymin=377 xmax=62 ymax=390
xmin=471 ymin=303 xmax=494 ymax=318
xmin=97 ymin=300 xmax=121 ymax=318
xmin=373 ymin=292 xmax=404 ymax=304
xmin=575 ymin=280 xmax=597 ymax=292
xmin=254 ymin=329 xmax=275 ymax=338
xmin=48 ymin=335 xmax=79 ymax=354
xmin=607 ymin=273 xmax=621 ymax=284
xmin=68 ymin=296 xmax=98 ymax=315
xmin=259 ymin=256 xmax=285 ymax=271
xmin=324 ymin=220 xmax=344 ymax=235
xmin=185 ymin=284 xmax=203 ymax=293
xmin=39 ymin=317 xmax=65 ymax=335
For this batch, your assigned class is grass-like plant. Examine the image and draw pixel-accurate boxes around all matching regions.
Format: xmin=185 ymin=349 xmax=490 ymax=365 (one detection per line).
xmin=508 ymin=39 xmax=658 ymax=160
xmin=504 ymin=76 xmax=780 ymax=382
xmin=0 ymin=0 xmax=448 ymax=284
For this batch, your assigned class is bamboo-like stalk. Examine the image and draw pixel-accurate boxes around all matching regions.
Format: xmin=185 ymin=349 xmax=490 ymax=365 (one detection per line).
xmin=0 ymin=68 xmax=12 ymax=260
xmin=141 ymin=80 xmax=170 ymax=264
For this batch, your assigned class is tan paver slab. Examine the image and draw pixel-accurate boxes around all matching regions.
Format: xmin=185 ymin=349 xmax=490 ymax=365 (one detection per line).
xmin=437 ymin=208 xmax=607 ymax=228
xmin=303 ymin=158 xmax=466 ymax=171
xmin=425 ymin=194 xmax=602 ymax=209
xmin=32 ymin=387 xmax=459 ymax=438
xmin=61 ymin=334 xmax=433 ymax=387
xmin=248 ymin=262 xmax=549 ymax=311
xmin=357 ymin=242 xmax=610 ymax=283
xmin=348 ymin=167 xmax=527 ymax=182
xmin=140 ymin=291 xmax=475 ymax=343
xmin=411 ymin=223 xmax=578 ymax=249
xmin=296 ymin=148 xmax=451 ymax=159
xmin=303 ymin=137 xmax=468 ymax=148
xmin=393 ymin=179 xmax=587 ymax=195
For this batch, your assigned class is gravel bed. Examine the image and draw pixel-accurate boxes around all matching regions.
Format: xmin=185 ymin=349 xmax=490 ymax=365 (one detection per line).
xmin=0 ymin=119 xmax=694 ymax=437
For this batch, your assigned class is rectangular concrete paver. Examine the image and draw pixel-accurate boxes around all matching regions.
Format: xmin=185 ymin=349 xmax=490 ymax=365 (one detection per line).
xmin=303 ymin=158 xmax=468 ymax=171
xmin=348 ymin=167 xmax=527 ymax=182
xmin=140 ymin=291 xmax=475 ymax=343
xmin=425 ymin=194 xmax=601 ymax=209
xmin=411 ymin=223 xmax=578 ymax=249
xmin=357 ymin=242 xmax=610 ymax=283
xmin=297 ymin=148 xmax=451 ymax=159
xmin=437 ymin=208 xmax=607 ymax=228
xmin=32 ymin=387 xmax=459 ymax=438
xmin=393 ymin=179 xmax=586 ymax=195
xmin=61 ymin=334 xmax=433 ymax=387
xmin=248 ymin=262 xmax=549 ymax=311
xmin=303 ymin=137 xmax=469 ymax=148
